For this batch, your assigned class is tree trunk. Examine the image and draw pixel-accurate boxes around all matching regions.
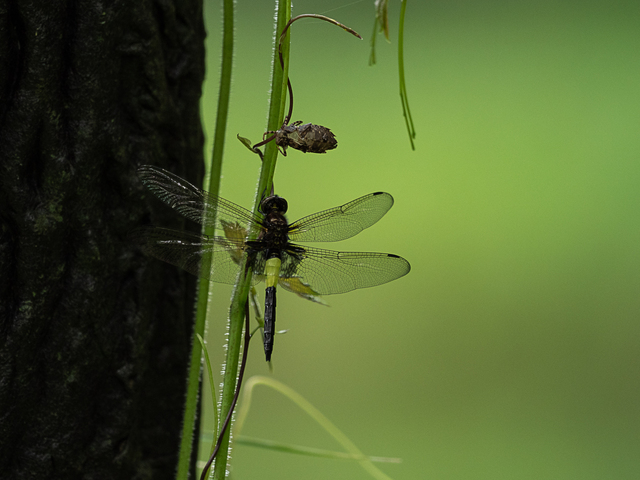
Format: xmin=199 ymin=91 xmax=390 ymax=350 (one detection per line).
xmin=0 ymin=1 xmax=205 ymax=479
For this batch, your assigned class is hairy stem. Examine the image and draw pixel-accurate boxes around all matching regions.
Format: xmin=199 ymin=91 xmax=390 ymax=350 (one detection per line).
xmin=211 ymin=2 xmax=291 ymax=479
xmin=176 ymin=0 xmax=234 ymax=478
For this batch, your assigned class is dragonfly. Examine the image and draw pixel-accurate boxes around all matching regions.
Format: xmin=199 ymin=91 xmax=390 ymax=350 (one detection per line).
xmin=133 ymin=165 xmax=411 ymax=361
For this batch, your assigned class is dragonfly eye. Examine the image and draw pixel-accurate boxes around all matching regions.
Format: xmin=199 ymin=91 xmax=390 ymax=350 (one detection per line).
xmin=261 ymin=195 xmax=288 ymax=214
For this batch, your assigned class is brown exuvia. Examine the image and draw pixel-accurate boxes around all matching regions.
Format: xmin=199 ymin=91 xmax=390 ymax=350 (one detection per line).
xmin=265 ymin=121 xmax=337 ymax=156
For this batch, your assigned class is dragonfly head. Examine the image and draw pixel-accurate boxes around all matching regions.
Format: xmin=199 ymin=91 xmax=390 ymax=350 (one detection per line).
xmin=260 ymin=195 xmax=288 ymax=214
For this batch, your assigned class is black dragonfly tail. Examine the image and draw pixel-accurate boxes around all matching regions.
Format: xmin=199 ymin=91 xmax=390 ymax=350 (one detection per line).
xmin=263 ymin=286 xmax=276 ymax=362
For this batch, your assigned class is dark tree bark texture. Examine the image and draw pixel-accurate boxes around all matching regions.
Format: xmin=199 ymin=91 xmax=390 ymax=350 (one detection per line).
xmin=0 ymin=1 xmax=205 ymax=479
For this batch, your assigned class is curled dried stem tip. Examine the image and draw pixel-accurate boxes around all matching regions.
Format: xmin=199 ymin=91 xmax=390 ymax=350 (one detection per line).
xmin=276 ymin=14 xmax=362 ymax=126
xmin=278 ymin=14 xmax=362 ymax=69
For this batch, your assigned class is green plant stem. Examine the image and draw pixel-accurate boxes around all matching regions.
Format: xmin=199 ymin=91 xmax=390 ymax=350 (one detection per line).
xmin=210 ymin=1 xmax=291 ymax=479
xmin=398 ymin=0 xmax=416 ymax=150
xmin=257 ymin=1 xmax=291 ymax=199
xmin=175 ymin=0 xmax=234 ymax=478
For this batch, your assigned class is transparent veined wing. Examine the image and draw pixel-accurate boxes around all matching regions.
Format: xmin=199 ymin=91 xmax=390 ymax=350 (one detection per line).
xmin=138 ymin=165 xmax=262 ymax=237
xmin=287 ymin=192 xmax=394 ymax=243
xmin=130 ymin=226 xmax=260 ymax=286
xmin=278 ymin=244 xmax=410 ymax=295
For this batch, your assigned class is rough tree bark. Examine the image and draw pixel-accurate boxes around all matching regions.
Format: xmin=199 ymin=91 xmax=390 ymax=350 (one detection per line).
xmin=0 ymin=1 xmax=206 ymax=479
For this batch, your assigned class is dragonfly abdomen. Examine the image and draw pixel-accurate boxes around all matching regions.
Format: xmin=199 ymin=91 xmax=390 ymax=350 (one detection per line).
xmin=263 ymin=286 xmax=276 ymax=362
xmin=263 ymin=256 xmax=281 ymax=362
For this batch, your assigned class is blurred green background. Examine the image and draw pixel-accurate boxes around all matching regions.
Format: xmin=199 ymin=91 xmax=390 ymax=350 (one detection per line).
xmin=197 ymin=1 xmax=640 ymax=479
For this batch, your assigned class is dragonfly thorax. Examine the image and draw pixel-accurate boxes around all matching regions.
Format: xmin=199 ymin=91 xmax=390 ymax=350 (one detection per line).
xmin=259 ymin=211 xmax=290 ymax=249
xmin=257 ymin=195 xmax=290 ymax=251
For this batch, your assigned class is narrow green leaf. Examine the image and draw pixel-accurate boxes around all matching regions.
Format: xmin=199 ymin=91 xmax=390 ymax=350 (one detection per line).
xmin=234 ymin=376 xmax=398 ymax=480
xmin=369 ymin=0 xmax=389 ymax=65
xmin=196 ymin=334 xmax=219 ymax=460
xmin=237 ymin=134 xmax=254 ymax=151
xmin=235 ymin=435 xmax=402 ymax=464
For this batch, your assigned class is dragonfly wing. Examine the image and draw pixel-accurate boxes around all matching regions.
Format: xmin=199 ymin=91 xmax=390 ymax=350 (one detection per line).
xmin=287 ymin=192 xmax=394 ymax=242
xmin=131 ymin=226 xmax=255 ymax=285
xmin=279 ymin=245 xmax=411 ymax=295
xmin=138 ymin=165 xmax=261 ymax=236
xmin=278 ymin=277 xmax=327 ymax=305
